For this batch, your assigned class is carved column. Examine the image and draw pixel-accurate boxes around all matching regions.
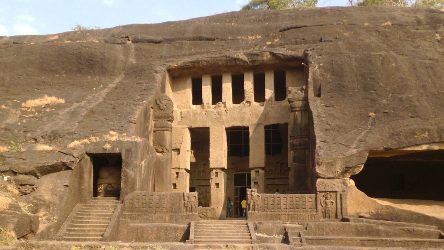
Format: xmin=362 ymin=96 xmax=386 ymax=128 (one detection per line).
xmin=153 ymin=94 xmax=174 ymax=192
xmin=209 ymin=125 xmax=227 ymax=218
xmin=249 ymin=124 xmax=265 ymax=193
xmin=287 ymin=86 xmax=309 ymax=193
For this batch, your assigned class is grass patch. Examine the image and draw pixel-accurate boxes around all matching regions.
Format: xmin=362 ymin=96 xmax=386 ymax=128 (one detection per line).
xmin=0 ymin=227 xmax=16 ymax=246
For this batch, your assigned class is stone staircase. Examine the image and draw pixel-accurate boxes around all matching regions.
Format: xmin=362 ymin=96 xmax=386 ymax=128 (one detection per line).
xmin=286 ymin=217 xmax=444 ymax=248
xmin=57 ymin=197 xmax=119 ymax=241
xmin=191 ymin=220 xmax=253 ymax=248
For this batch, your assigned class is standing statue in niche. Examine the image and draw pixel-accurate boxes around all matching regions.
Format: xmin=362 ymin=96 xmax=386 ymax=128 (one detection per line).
xmin=320 ymin=192 xmax=336 ymax=219
xmin=184 ymin=192 xmax=198 ymax=213
xmin=248 ymin=189 xmax=260 ymax=212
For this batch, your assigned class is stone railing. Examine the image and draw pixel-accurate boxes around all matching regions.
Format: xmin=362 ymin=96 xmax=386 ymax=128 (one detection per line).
xmin=121 ymin=191 xmax=199 ymax=223
xmin=247 ymin=189 xmax=319 ymax=221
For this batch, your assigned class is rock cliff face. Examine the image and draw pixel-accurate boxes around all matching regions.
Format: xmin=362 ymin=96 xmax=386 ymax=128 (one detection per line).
xmin=0 ymin=7 xmax=443 ymax=239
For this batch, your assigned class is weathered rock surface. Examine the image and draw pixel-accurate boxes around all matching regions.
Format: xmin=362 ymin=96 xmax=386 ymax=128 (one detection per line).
xmin=0 ymin=6 xmax=443 ymax=240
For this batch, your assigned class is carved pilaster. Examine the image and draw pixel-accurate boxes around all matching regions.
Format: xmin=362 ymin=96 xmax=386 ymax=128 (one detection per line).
xmin=287 ymin=86 xmax=310 ymax=193
xmin=153 ymin=94 xmax=174 ymax=192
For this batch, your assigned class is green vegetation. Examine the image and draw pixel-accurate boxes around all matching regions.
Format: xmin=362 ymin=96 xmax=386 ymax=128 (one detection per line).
xmin=0 ymin=227 xmax=15 ymax=246
xmin=350 ymin=0 xmax=443 ymax=8
xmin=9 ymin=141 xmax=22 ymax=152
xmin=242 ymin=0 xmax=443 ymax=9
xmin=242 ymin=0 xmax=317 ymax=10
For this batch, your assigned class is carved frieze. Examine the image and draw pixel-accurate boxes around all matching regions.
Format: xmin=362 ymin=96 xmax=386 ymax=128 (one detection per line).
xmin=247 ymin=189 xmax=316 ymax=213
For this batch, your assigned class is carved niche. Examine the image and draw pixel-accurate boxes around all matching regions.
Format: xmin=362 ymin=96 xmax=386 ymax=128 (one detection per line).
xmin=319 ymin=192 xmax=337 ymax=219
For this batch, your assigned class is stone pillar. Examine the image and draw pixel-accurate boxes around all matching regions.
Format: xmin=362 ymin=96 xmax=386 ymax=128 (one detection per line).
xmin=249 ymin=124 xmax=265 ymax=193
xmin=244 ymin=72 xmax=254 ymax=103
xmin=171 ymin=127 xmax=190 ymax=193
xmin=287 ymin=85 xmax=309 ymax=193
xmin=265 ymin=70 xmax=274 ymax=101
xmin=153 ymin=94 xmax=174 ymax=192
xmin=202 ymin=75 xmax=212 ymax=106
xmin=222 ymin=73 xmax=232 ymax=106
xmin=209 ymin=126 xmax=227 ymax=218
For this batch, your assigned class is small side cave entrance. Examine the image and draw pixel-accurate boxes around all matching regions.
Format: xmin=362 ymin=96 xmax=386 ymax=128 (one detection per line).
xmin=352 ymin=150 xmax=444 ymax=201
xmin=90 ymin=153 xmax=122 ymax=198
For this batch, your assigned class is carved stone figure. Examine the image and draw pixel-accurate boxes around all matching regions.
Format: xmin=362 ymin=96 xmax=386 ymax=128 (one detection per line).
xmin=320 ymin=192 xmax=336 ymax=219
xmin=287 ymin=86 xmax=307 ymax=112
xmin=153 ymin=94 xmax=174 ymax=122
xmin=184 ymin=192 xmax=198 ymax=213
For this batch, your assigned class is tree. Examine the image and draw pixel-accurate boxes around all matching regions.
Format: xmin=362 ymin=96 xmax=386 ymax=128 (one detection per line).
xmin=242 ymin=0 xmax=317 ymax=10
xmin=349 ymin=0 xmax=443 ymax=8
xmin=414 ymin=0 xmax=443 ymax=9
xmin=357 ymin=0 xmax=409 ymax=6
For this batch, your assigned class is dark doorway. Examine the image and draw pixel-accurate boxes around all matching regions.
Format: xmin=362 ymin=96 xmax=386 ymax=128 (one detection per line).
xmin=211 ymin=75 xmax=223 ymax=105
xmin=90 ymin=153 xmax=122 ymax=198
xmin=192 ymin=77 xmax=203 ymax=105
xmin=352 ymin=150 xmax=444 ymax=201
xmin=254 ymin=72 xmax=265 ymax=102
xmin=189 ymin=127 xmax=211 ymax=207
xmin=234 ymin=173 xmax=251 ymax=218
xmin=274 ymin=70 xmax=286 ymax=101
xmin=232 ymin=74 xmax=245 ymax=104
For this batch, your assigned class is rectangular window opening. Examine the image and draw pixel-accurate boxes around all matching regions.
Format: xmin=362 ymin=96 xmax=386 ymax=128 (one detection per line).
xmin=211 ymin=75 xmax=223 ymax=105
xmin=232 ymin=74 xmax=245 ymax=104
xmin=226 ymin=127 xmax=249 ymax=157
xmin=265 ymin=124 xmax=286 ymax=155
xmin=192 ymin=77 xmax=203 ymax=105
xmin=274 ymin=71 xmax=286 ymax=101
xmin=254 ymin=72 xmax=265 ymax=102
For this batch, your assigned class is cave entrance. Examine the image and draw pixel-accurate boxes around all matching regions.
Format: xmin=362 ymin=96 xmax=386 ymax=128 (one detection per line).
xmin=226 ymin=126 xmax=250 ymax=217
xmin=90 ymin=153 xmax=122 ymax=198
xmin=189 ymin=127 xmax=211 ymax=207
xmin=352 ymin=150 xmax=444 ymax=201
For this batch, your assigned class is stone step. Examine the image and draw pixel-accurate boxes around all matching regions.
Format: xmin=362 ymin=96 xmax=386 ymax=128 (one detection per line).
xmin=75 ymin=213 xmax=113 ymax=217
xmin=193 ymin=239 xmax=252 ymax=244
xmin=80 ymin=204 xmax=117 ymax=210
xmin=74 ymin=214 xmax=113 ymax=219
xmin=197 ymin=221 xmax=247 ymax=224
xmin=66 ymin=228 xmax=106 ymax=233
xmin=194 ymin=230 xmax=250 ymax=236
xmin=76 ymin=209 xmax=115 ymax=213
xmin=64 ymin=232 xmax=104 ymax=237
xmin=71 ymin=219 xmax=112 ymax=224
xmin=193 ymin=244 xmax=252 ymax=250
xmin=195 ymin=231 xmax=251 ymax=236
xmin=195 ymin=236 xmax=251 ymax=240
xmin=194 ymin=224 xmax=248 ymax=228
xmin=69 ymin=223 xmax=108 ymax=228
xmin=62 ymin=236 xmax=103 ymax=241
xmin=195 ymin=229 xmax=249 ymax=233
xmin=304 ymin=235 xmax=444 ymax=248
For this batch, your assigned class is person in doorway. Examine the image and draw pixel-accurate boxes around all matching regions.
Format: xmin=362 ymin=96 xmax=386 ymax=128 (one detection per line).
xmin=226 ymin=197 xmax=233 ymax=218
xmin=241 ymin=198 xmax=247 ymax=217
